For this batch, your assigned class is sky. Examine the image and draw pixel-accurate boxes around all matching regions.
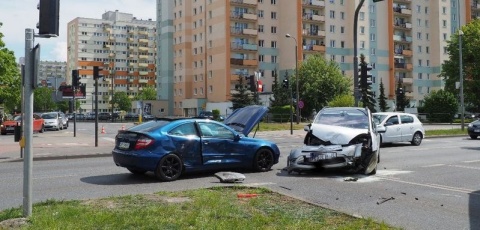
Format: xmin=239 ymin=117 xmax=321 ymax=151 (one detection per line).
xmin=0 ymin=0 xmax=156 ymax=62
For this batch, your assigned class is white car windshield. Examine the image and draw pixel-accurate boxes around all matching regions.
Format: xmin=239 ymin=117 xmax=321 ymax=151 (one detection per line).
xmin=313 ymin=108 xmax=369 ymax=129
xmin=373 ymin=114 xmax=387 ymax=125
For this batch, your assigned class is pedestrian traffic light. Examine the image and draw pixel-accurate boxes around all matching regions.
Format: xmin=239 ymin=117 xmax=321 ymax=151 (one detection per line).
xmin=282 ymin=79 xmax=289 ymax=89
xmin=93 ymin=66 xmax=102 ymax=80
xmin=72 ymin=69 xmax=81 ymax=87
xmin=37 ymin=0 xmax=60 ymax=37
xmin=248 ymin=75 xmax=257 ymax=92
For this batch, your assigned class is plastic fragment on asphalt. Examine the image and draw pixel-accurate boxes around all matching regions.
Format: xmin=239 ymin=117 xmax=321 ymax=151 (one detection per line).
xmin=377 ymin=197 xmax=395 ymax=205
xmin=344 ymin=177 xmax=358 ymax=182
xmin=214 ymin=172 xmax=245 ymax=183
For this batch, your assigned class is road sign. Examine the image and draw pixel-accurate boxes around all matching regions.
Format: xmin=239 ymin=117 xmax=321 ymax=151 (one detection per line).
xmin=298 ymin=100 xmax=304 ymax=109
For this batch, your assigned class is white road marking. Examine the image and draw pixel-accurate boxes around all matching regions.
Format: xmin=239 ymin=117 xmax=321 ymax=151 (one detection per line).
xmin=378 ymin=176 xmax=480 ymax=195
xmin=462 ymin=160 xmax=480 ymax=163
xmin=421 ymin=164 xmax=445 ymax=168
xmin=102 ymin=137 xmax=116 ymax=142
xmin=448 ymin=164 xmax=480 ymax=170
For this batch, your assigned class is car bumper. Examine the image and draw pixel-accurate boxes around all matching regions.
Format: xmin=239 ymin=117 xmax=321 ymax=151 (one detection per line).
xmin=44 ymin=124 xmax=60 ymax=129
xmin=286 ymin=144 xmax=362 ymax=172
xmin=112 ymin=149 xmax=161 ymax=172
xmin=468 ymin=128 xmax=480 ymax=136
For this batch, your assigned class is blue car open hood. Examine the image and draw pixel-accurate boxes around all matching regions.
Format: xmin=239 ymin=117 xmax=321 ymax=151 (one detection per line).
xmin=223 ymin=105 xmax=269 ymax=136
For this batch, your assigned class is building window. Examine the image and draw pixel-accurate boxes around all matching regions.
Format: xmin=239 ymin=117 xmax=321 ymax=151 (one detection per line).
xmin=271 ymin=12 xmax=277 ymax=19
xmin=258 ymin=10 xmax=264 ymax=18
xmin=259 ymin=55 xmax=264 ymax=62
xmin=258 ymin=40 xmax=265 ymax=47
xmin=271 ymin=55 xmax=277 ymax=63
xmin=258 ymin=25 xmax=264 ymax=33
xmin=271 ymin=0 xmax=276 ymax=4
xmin=271 ymin=41 xmax=277 ymax=48
xmin=271 ymin=26 xmax=277 ymax=33
xmin=329 ymin=10 xmax=335 ymax=19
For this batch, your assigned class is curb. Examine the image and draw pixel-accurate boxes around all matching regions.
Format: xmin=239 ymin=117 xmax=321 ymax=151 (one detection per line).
xmin=0 ymin=152 xmax=112 ymax=163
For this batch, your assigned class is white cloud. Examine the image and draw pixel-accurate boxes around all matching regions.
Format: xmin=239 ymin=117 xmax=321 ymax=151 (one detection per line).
xmin=0 ymin=0 xmax=156 ymax=62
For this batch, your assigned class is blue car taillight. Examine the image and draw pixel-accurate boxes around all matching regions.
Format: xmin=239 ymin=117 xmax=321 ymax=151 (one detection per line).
xmin=134 ymin=137 xmax=154 ymax=150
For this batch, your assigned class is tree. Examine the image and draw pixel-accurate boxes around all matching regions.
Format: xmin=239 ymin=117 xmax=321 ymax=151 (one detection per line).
xmin=377 ymin=79 xmax=390 ymax=112
xmin=359 ymin=54 xmax=376 ymax=112
xmin=135 ymin=86 xmax=157 ymax=100
xmin=269 ymin=70 xmax=290 ymax=107
xmin=112 ymin=91 xmax=131 ymax=112
xmin=230 ymin=76 xmax=254 ymax=110
xmin=327 ymin=94 xmax=354 ymax=107
xmin=34 ymin=87 xmax=56 ymax=112
xmin=293 ymin=54 xmax=351 ymax=118
xmin=56 ymin=100 xmax=69 ymax=113
xmin=441 ymin=20 xmax=480 ymax=113
xmin=422 ymin=89 xmax=458 ymax=123
xmin=395 ymin=81 xmax=409 ymax=111
xmin=0 ymin=22 xmax=21 ymax=114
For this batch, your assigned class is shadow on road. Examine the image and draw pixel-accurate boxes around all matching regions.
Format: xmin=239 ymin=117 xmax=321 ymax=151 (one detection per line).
xmin=470 ymin=190 xmax=480 ymax=230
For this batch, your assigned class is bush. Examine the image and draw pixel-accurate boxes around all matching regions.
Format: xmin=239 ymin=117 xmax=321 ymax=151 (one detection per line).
xmin=212 ymin=109 xmax=221 ymax=120
xmin=268 ymin=105 xmax=294 ymax=122
xmin=422 ymin=90 xmax=458 ymax=123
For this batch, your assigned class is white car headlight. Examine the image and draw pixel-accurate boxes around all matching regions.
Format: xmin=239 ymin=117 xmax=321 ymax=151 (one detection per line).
xmin=468 ymin=123 xmax=473 ymax=128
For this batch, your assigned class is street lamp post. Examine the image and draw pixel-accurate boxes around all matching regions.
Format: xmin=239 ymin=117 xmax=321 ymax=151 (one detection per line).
xmin=285 ymin=33 xmax=300 ymax=124
xmin=459 ymin=30 xmax=464 ymax=130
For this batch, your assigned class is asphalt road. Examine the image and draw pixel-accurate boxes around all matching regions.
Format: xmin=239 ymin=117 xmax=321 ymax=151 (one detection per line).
xmin=1 ymin=124 xmax=479 ymax=230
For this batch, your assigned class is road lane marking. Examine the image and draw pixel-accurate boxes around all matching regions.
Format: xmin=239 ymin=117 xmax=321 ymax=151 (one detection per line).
xmin=378 ymin=176 xmax=480 ymax=196
xmin=421 ymin=164 xmax=445 ymax=168
xmin=448 ymin=165 xmax=480 ymax=170
xmin=462 ymin=160 xmax=480 ymax=163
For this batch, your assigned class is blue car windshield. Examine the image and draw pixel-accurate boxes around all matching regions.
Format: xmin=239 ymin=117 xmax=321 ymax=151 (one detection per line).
xmin=128 ymin=120 xmax=170 ymax=132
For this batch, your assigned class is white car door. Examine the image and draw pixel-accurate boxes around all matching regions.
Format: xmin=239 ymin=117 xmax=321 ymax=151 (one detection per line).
xmin=400 ymin=115 xmax=415 ymax=142
xmin=383 ymin=115 xmax=402 ymax=143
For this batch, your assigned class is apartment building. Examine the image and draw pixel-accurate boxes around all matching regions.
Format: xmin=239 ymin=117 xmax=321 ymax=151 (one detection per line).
xmin=156 ymin=0 xmax=471 ymax=116
xmin=67 ymin=10 xmax=158 ymax=114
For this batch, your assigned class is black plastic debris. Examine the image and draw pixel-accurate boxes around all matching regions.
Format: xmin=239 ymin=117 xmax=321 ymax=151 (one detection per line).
xmin=344 ymin=177 xmax=358 ymax=182
xmin=377 ymin=197 xmax=395 ymax=205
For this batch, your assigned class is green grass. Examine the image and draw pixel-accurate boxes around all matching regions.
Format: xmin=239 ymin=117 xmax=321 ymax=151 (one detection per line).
xmin=0 ymin=187 xmax=397 ymax=230
xmin=257 ymin=122 xmax=308 ymax=131
xmin=425 ymin=128 xmax=467 ymax=136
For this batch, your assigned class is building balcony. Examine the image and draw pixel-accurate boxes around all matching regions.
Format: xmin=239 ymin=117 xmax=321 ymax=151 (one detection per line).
xmin=139 ymin=63 xmax=148 ymax=68
xmin=129 ymin=62 xmax=136 ymax=67
xmin=230 ymin=0 xmax=257 ymax=6
xmin=231 ymin=43 xmax=257 ymax=51
xmin=139 ymin=79 xmax=149 ymax=84
xmin=393 ymin=35 xmax=412 ymax=43
xmin=139 ymin=55 xmax=149 ymax=59
xmin=127 ymin=78 xmax=134 ymax=83
xmin=109 ymin=53 xmax=115 ymax=58
xmin=312 ymin=44 xmax=326 ymax=52
xmin=302 ymin=29 xmax=326 ymax=37
xmin=139 ymin=71 xmax=148 ymax=76
xmin=402 ymin=49 xmax=412 ymax=56
xmin=405 ymin=92 xmax=413 ymax=98
xmin=394 ymin=7 xmax=412 ymax=15
xmin=138 ymin=30 xmax=148 ymax=36
xmin=138 ymin=47 xmax=149 ymax=52
xmin=406 ymin=63 xmax=413 ymax=70
xmin=230 ymin=58 xmax=258 ymax=66
xmin=104 ymin=28 xmax=112 ymax=33
xmin=138 ymin=38 xmax=149 ymax=44
xmin=108 ymin=36 xmax=115 ymax=41
xmin=302 ymin=0 xmax=325 ymax=8
xmin=128 ymin=54 xmax=135 ymax=59
xmin=230 ymin=27 xmax=258 ymax=36
xmin=127 ymin=38 xmax=134 ymax=42
xmin=312 ymin=14 xmax=325 ymax=21
xmin=402 ymin=78 xmax=413 ymax=84
xmin=231 ymin=11 xmax=257 ymax=21
xmin=127 ymin=29 xmax=135 ymax=34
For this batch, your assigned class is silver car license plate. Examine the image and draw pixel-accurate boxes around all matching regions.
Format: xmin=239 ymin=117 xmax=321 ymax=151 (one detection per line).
xmin=119 ymin=142 xmax=130 ymax=149
xmin=310 ymin=152 xmax=337 ymax=162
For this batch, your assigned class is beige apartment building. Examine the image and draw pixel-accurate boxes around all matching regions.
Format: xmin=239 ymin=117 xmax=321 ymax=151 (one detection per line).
xmin=67 ymin=10 xmax=158 ymax=114
xmin=156 ymin=0 xmax=475 ymax=117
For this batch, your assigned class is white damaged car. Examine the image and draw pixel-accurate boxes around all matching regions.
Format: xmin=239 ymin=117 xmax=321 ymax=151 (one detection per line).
xmin=286 ymin=107 xmax=381 ymax=175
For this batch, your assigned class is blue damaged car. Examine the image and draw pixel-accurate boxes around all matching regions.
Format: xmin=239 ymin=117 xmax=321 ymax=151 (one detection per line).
xmin=112 ymin=105 xmax=280 ymax=181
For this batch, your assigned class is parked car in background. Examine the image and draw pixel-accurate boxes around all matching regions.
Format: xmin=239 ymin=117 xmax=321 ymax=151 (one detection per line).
xmin=1 ymin=114 xmax=45 ymax=135
xmin=41 ymin=112 xmax=63 ymax=131
xmin=373 ymin=112 xmax=425 ymax=146
xmin=142 ymin=113 xmax=155 ymax=121
xmin=112 ymin=105 xmax=280 ymax=182
xmin=86 ymin=112 xmax=96 ymax=120
xmin=286 ymin=107 xmax=380 ymax=175
xmin=467 ymin=119 xmax=480 ymax=139
xmin=98 ymin=112 xmax=112 ymax=120
xmin=124 ymin=112 xmax=139 ymax=121
xmin=197 ymin=111 xmax=214 ymax=119
xmin=74 ymin=113 xmax=86 ymax=121
xmin=59 ymin=112 xmax=68 ymax=129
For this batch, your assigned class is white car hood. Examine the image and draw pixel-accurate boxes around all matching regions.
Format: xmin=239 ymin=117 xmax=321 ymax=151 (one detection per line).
xmin=310 ymin=123 xmax=368 ymax=145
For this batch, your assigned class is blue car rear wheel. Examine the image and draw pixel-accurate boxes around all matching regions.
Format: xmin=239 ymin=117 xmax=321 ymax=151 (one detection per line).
xmin=155 ymin=154 xmax=183 ymax=182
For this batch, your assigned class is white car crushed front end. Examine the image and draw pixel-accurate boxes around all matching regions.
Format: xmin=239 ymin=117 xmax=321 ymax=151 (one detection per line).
xmin=286 ymin=122 xmax=380 ymax=175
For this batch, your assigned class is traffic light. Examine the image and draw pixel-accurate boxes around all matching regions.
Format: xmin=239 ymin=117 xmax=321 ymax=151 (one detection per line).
xmin=358 ymin=54 xmax=376 ymax=111
xmin=37 ymin=0 xmax=60 ymax=36
xmin=360 ymin=64 xmax=373 ymax=91
xmin=72 ymin=69 xmax=81 ymax=87
xmin=248 ymin=75 xmax=256 ymax=92
xmin=93 ymin=66 xmax=102 ymax=80
xmin=282 ymin=79 xmax=289 ymax=89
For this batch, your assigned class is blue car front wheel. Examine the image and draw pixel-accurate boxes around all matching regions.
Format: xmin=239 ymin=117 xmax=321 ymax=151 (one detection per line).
xmin=155 ymin=154 xmax=183 ymax=182
xmin=253 ymin=148 xmax=274 ymax=172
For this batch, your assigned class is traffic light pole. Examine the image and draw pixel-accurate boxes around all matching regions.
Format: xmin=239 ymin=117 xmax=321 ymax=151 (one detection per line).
xmin=73 ymin=85 xmax=76 ymax=137
xmin=23 ymin=28 xmax=34 ymax=217
xmin=353 ymin=0 xmax=365 ymax=107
